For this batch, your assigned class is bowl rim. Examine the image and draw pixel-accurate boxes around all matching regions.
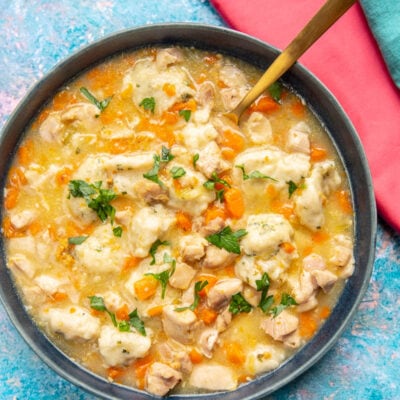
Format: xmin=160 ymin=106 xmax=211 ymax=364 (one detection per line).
xmin=0 ymin=22 xmax=377 ymax=400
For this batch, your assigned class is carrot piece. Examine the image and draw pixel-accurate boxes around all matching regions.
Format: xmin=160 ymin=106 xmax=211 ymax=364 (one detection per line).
xmin=134 ymin=354 xmax=154 ymax=390
xmin=189 ymin=348 xmax=204 ymax=364
xmin=161 ymin=111 xmax=180 ymax=125
xmin=162 ymin=83 xmax=176 ymax=97
xmin=221 ymin=147 xmax=236 ymax=161
xmin=17 ymin=139 xmax=33 ymax=167
xmin=8 ymin=167 xmax=27 ymax=187
xmin=134 ymin=276 xmax=158 ymax=300
xmin=147 ymin=305 xmax=164 ymax=317
xmin=51 ymin=292 xmax=68 ymax=302
xmin=335 ymin=190 xmax=353 ymax=214
xmin=4 ymin=187 xmax=19 ymax=210
xmin=170 ymin=98 xmax=197 ymax=112
xmin=291 ymin=100 xmax=305 ymax=117
xmin=319 ymin=305 xmax=331 ymax=320
xmin=176 ymin=211 xmax=192 ymax=232
xmin=221 ymin=264 xmax=236 ymax=278
xmin=312 ymin=230 xmax=329 ymax=244
xmin=219 ymin=129 xmax=245 ymax=153
xmin=55 ymin=167 xmax=73 ymax=186
xmin=281 ymin=242 xmax=296 ymax=254
xmin=52 ymin=90 xmax=77 ymax=111
xmin=224 ymin=187 xmax=245 ymax=219
xmin=299 ymin=311 xmax=318 ymax=339
xmin=204 ymin=204 xmax=227 ymax=225
xmin=122 ymin=256 xmax=142 ymax=273
xmin=28 ymin=220 xmax=42 ymax=235
xmin=203 ymin=54 xmax=219 ymax=65
xmin=310 ymin=145 xmax=327 ymax=162
xmin=196 ymin=306 xmax=218 ymax=325
xmin=107 ymin=366 xmax=125 ymax=380
xmin=225 ymin=342 xmax=245 ymax=365
xmin=249 ymin=95 xmax=280 ymax=113
xmin=196 ymin=274 xmax=218 ymax=297
xmin=116 ymin=304 xmax=130 ymax=321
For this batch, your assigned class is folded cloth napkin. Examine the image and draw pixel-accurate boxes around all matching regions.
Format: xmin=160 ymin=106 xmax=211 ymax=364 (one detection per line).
xmin=211 ymin=0 xmax=400 ymax=232
xmin=360 ymin=0 xmax=400 ymax=88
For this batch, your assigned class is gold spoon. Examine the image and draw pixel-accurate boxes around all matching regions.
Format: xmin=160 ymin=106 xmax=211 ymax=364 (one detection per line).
xmin=226 ymin=0 xmax=357 ymax=124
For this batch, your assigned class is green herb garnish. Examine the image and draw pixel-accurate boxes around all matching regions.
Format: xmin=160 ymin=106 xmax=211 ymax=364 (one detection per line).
xmin=269 ymin=293 xmax=298 ymax=318
xmin=80 ymin=87 xmax=112 ymax=113
xmin=143 ymin=146 xmax=174 ymax=187
xmin=170 ymin=166 xmax=186 ymax=179
xmin=68 ymin=236 xmax=88 ymax=245
xmin=235 ymin=164 xmax=277 ymax=182
xmin=145 ymin=257 xmax=176 ymax=299
xmin=176 ymin=280 xmax=208 ymax=312
xmin=148 ymin=239 xmax=170 ymax=265
xmin=139 ymin=97 xmax=156 ymax=113
xmin=206 ymin=226 xmax=247 ymax=255
xmin=256 ymin=273 xmax=274 ymax=313
xmin=88 ymin=296 xmax=146 ymax=335
xmin=192 ymin=153 xmax=199 ymax=167
xmin=287 ymin=180 xmax=298 ymax=198
xmin=179 ymin=109 xmax=191 ymax=122
xmin=229 ymin=292 xmax=253 ymax=315
xmin=268 ymin=81 xmax=282 ymax=103
xmin=203 ymin=172 xmax=231 ymax=190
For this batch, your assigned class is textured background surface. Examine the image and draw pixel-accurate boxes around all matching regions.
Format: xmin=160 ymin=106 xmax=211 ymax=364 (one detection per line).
xmin=0 ymin=1 xmax=399 ymax=399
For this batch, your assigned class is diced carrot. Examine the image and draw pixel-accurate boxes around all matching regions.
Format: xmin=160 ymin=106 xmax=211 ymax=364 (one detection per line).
xmin=52 ymin=90 xmax=77 ymax=111
xmin=281 ymin=242 xmax=296 ymax=254
xmin=170 ymin=98 xmax=197 ymax=112
xmin=147 ymin=305 xmax=164 ymax=317
xmin=238 ymin=375 xmax=253 ymax=384
xmin=335 ymin=190 xmax=353 ymax=214
xmin=196 ymin=73 xmax=207 ymax=84
xmin=196 ymin=274 xmax=218 ymax=297
xmin=122 ymin=256 xmax=142 ymax=273
xmin=204 ymin=204 xmax=227 ymax=225
xmin=217 ymin=80 xmax=228 ymax=88
xmin=196 ymin=306 xmax=218 ymax=325
xmin=4 ymin=187 xmax=19 ymax=210
xmin=116 ymin=304 xmax=130 ymax=321
xmin=107 ymin=366 xmax=125 ymax=380
xmin=55 ymin=167 xmax=73 ymax=186
xmin=310 ymin=145 xmax=327 ymax=162
xmin=2 ymin=217 xmax=18 ymax=239
xmin=28 ymin=220 xmax=42 ymax=235
xmin=225 ymin=342 xmax=245 ymax=365
xmin=221 ymin=264 xmax=236 ymax=278
xmin=271 ymin=200 xmax=295 ymax=220
xmin=299 ymin=311 xmax=318 ymax=339
xmin=134 ymin=276 xmax=158 ymax=301
xmin=249 ymin=95 xmax=280 ymax=113
xmin=319 ymin=305 xmax=331 ymax=320
xmin=32 ymin=108 xmax=50 ymax=129
xmin=161 ymin=111 xmax=180 ymax=125
xmin=51 ymin=292 xmax=68 ymax=302
xmin=312 ymin=230 xmax=329 ymax=243
xmin=120 ymin=82 xmax=133 ymax=99
xmin=90 ymin=308 xmax=103 ymax=317
xmin=189 ymin=348 xmax=204 ymax=364
xmin=291 ymin=100 xmax=305 ymax=117
xmin=302 ymin=245 xmax=314 ymax=256
xmin=265 ymin=184 xmax=279 ymax=199
xmin=219 ymin=129 xmax=245 ymax=154
xmin=162 ymin=83 xmax=176 ymax=97
xmin=17 ymin=139 xmax=33 ymax=167
xmin=224 ymin=187 xmax=245 ymax=219
xmin=134 ymin=354 xmax=154 ymax=390
xmin=176 ymin=211 xmax=192 ymax=232
xmin=221 ymin=147 xmax=236 ymax=161
xmin=8 ymin=167 xmax=27 ymax=187
xmin=203 ymin=54 xmax=219 ymax=65
xmin=136 ymin=117 xmax=175 ymax=146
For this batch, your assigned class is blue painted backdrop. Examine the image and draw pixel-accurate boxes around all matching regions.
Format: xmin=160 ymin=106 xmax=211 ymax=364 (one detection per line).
xmin=0 ymin=1 xmax=399 ymax=399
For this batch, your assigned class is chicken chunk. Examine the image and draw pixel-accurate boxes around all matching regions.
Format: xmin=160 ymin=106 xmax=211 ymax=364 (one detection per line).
xmin=179 ymin=234 xmax=208 ymax=263
xmin=245 ymin=344 xmax=286 ymax=375
xmin=303 ymin=253 xmax=326 ymax=271
xmin=203 ymin=245 xmax=237 ymax=269
xmin=168 ymin=261 xmax=196 ymax=290
xmin=286 ymin=122 xmax=311 ymax=154
xmin=145 ymin=362 xmax=182 ymax=396
xmin=133 ymin=179 xmax=169 ymax=204
xmin=311 ymin=269 xmax=338 ymax=293
xmin=330 ymin=234 xmax=355 ymax=278
xmin=43 ymin=306 xmax=100 ymax=341
xmin=195 ymin=141 xmax=230 ymax=179
xmin=157 ymin=341 xmax=192 ymax=374
xmin=9 ymin=210 xmax=36 ymax=230
xmin=98 ymin=325 xmax=151 ymax=366
xmin=156 ymin=47 xmax=184 ymax=69
xmin=241 ymin=111 xmax=273 ymax=145
xmin=189 ymin=364 xmax=237 ymax=391
xmin=39 ymin=114 xmax=64 ymax=142
xmin=162 ymin=305 xmax=198 ymax=344
xmin=197 ymin=328 xmax=219 ymax=358
xmin=207 ymin=278 xmax=243 ymax=311
xmin=261 ymin=310 xmax=299 ymax=342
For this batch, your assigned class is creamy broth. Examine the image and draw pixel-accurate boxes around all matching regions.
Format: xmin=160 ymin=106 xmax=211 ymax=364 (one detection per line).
xmin=2 ymin=46 xmax=354 ymax=395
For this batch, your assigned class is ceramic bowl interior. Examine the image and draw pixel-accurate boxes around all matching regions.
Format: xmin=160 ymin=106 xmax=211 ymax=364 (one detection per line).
xmin=0 ymin=24 xmax=377 ymax=400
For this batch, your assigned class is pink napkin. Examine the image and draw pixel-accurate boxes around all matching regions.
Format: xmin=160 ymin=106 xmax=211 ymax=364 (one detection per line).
xmin=211 ymin=0 xmax=400 ymax=232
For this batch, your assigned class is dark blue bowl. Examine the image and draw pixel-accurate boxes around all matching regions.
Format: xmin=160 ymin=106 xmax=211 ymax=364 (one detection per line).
xmin=0 ymin=23 xmax=377 ymax=399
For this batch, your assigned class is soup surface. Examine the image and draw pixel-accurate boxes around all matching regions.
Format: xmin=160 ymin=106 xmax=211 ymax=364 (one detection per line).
xmin=2 ymin=46 xmax=354 ymax=396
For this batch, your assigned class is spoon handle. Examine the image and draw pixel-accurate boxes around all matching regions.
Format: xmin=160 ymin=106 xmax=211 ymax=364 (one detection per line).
xmin=231 ymin=0 xmax=357 ymax=121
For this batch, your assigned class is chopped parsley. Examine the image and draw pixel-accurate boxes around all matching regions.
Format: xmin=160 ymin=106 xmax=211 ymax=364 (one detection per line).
xmin=229 ymin=292 xmax=253 ymax=315
xmin=268 ymin=81 xmax=283 ymax=103
xmin=139 ymin=97 xmax=156 ymax=113
xmin=145 ymin=254 xmax=176 ymax=299
xmin=235 ymin=164 xmax=277 ymax=182
xmin=256 ymin=273 xmax=274 ymax=313
xmin=192 ymin=153 xmax=199 ymax=167
xmin=179 ymin=109 xmax=191 ymax=122
xmin=68 ymin=180 xmax=122 ymax=236
xmin=148 ymin=239 xmax=170 ymax=265
xmin=203 ymin=172 xmax=231 ymax=200
xmin=80 ymin=87 xmax=112 ymax=113
xmin=170 ymin=166 xmax=186 ymax=179
xmin=269 ymin=293 xmax=298 ymax=317
xmin=176 ymin=280 xmax=208 ymax=312
xmin=88 ymin=296 xmax=146 ymax=336
xmin=205 ymin=226 xmax=247 ymax=255
xmin=68 ymin=236 xmax=88 ymax=245
xmin=143 ymin=146 xmax=175 ymax=187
